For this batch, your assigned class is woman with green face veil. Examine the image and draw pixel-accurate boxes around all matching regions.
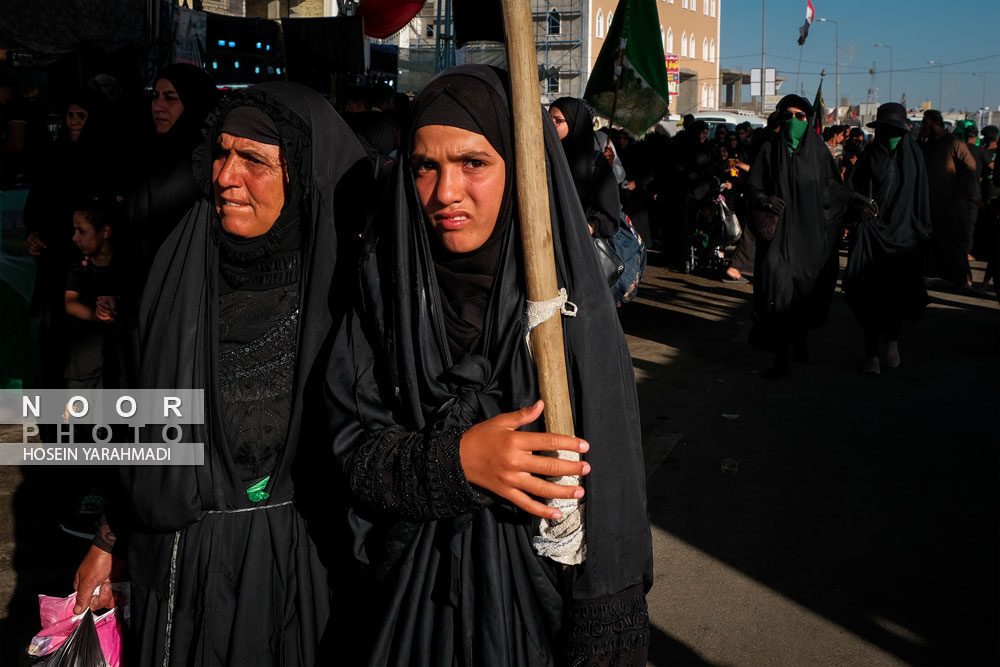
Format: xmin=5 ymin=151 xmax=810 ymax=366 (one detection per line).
xmin=745 ymin=94 xmax=870 ymax=377
xmin=844 ymin=103 xmax=932 ymax=374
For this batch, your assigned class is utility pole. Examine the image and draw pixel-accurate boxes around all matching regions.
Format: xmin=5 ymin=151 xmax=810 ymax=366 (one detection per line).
xmin=972 ymin=73 xmax=986 ymax=112
xmin=928 ymin=60 xmax=944 ymax=111
xmin=874 ymin=43 xmax=894 ymax=102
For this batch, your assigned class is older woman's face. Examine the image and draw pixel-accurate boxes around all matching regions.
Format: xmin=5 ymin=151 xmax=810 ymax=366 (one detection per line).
xmin=549 ymin=106 xmax=569 ymax=140
xmin=65 ymin=104 xmax=88 ymax=142
xmin=212 ymin=132 xmax=287 ymax=238
xmin=412 ymin=124 xmax=505 ymax=254
xmin=151 ymin=79 xmax=184 ymax=134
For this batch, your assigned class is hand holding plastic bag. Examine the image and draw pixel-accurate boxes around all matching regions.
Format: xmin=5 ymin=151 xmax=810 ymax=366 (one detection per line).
xmin=28 ymin=584 xmax=129 ymax=667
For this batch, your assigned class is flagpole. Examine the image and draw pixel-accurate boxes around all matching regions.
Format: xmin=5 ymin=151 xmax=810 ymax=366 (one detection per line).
xmin=795 ymin=45 xmax=803 ymax=94
xmin=499 ymin=0 xmax=575 ymax=439
xmin=604 ymin=41 xmax=627 ymax=149
xmin=760 ymin=0 xmax=766 ymax=116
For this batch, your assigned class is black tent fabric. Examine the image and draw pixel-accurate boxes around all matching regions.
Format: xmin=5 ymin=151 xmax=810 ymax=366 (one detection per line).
xmin=281 ymin=17 xmax=365 ymax=94
xmin=0 ymin=0 xmax=145 ymax=64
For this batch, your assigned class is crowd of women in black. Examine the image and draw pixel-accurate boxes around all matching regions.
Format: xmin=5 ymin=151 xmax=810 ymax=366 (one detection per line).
xmin=13 ymin=56 xmax=997 ymax=665
xmin=15 ymin=64 xmax=651 ymax=666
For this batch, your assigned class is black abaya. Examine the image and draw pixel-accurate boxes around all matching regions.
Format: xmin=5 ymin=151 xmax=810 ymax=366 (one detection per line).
xmin=550 ymin=97 xmax=622 ymax=239
xmin=327 ymin=66 xmax=652 ymax=666
xmin=121 ymin=83 xmax=370 ymax=666
xmin=746 ymin=100 xmax=853 ymax=352
xmin=844 ymin=133 xmax=931 ymax=341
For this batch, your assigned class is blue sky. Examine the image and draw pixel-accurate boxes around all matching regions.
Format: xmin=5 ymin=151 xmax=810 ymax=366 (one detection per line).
xmin=719 ymin=0 xmax=999 ymax=112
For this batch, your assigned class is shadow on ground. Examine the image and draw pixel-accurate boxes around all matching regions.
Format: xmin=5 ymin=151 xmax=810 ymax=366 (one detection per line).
xmin=626 ymin=259 xmax=999 ymax=666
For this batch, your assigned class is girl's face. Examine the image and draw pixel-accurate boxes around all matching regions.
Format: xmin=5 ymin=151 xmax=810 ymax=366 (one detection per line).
xmin=411 ymin=124 xmax=506 ymax=254
xmin=66 ymin=104 xmax=88 ymax=142
xmin=151 ymin=79 xmax=184 ymax=134
xmin=72 ymin=211 xmax=110 ymax=257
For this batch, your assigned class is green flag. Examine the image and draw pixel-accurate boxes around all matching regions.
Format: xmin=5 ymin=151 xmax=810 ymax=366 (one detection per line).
xmin=584 ymin=0 xmax=671 ymax=135
xmin=812 ymin=79 xmax=825 ymax=134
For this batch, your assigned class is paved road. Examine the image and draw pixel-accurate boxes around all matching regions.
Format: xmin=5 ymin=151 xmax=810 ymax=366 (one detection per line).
xmin=1 ymin=253 xmax=997 ymax=666
xmin=626 ymin=253 xmax=998 ymax=666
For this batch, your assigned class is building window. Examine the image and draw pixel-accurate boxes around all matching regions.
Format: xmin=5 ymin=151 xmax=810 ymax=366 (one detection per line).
xmin=596 ymin=9 xmax=604 ymax=38
xmin=710 ymin=0 xmax=716 ymax=17
xmin=710 ymin=39 xmax=715 ymax=62
xmin=690 ymin=34 xmax=695 ymax=58
xmin=425 ymin=21 xmax=434 ymax=38
xmin=607 ymin=11 xmax=613 ymax=27
xmin=548 ymin=75 xmax=560 ymax=94
xmin=709 ymin=84 xmax=715 ymax=107
xmin=548 ymin=10 xmax=561 ymax=35
xmin=701 ymin=84 xmax=707 ymax=108
xmin=667 ymin=27 xmax=673 ymax=54
xmin=702 ymin=37 xmax=708 ymax=61
xmin=691 ymin=0 xmax=697 ymax=11
xmin=681 ymin=0 xmax=687 ymax=8
xmin=660 ymin=26 xmax=665 ymax=50
xmin=681 ymin=31 xmax=687 ymax=57
xmin=668 ymin=0 xmax=674 ymax=3
xmin=703 ymin=0 xmax=708 ymax=14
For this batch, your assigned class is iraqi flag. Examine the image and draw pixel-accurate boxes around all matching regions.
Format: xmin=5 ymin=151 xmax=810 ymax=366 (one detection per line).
xmin=797 ymin=1 xmax=815 ymax=46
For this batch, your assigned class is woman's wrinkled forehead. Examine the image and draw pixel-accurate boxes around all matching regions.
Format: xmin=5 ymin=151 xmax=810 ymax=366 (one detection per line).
xmin=409 ymin=76 xmax=510 ymax=160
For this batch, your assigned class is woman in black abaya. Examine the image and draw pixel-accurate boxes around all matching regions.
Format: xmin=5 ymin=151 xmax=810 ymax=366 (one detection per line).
xmin=327 ymin=65 xmax=651 ymax=665
xmin=549 ymin=96 xmax=621 ymax=238
xmin=746 ymin=94 xmax=864 ymax=376
xmin=72 ymin=82 xmax=370 ymax=665
xmin=844 ymin=103 xmax=931 ymax=374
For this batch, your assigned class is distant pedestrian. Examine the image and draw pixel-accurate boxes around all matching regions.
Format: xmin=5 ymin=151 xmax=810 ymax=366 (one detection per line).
xmin=920 ymin=109 xmax=980 ymax=289
xmin=843 ymin=103 xmax=931 ymax=374
xmin=746 ymin=95 xmax=868 ymax=377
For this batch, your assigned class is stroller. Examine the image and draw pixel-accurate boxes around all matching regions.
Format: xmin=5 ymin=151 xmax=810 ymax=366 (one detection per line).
xmin=682 ymin=179 xmax=741 ymax=275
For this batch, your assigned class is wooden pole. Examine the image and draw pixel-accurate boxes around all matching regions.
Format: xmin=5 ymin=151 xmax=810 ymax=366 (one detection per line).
xmin=500 ymin=0 xmax=574 ymax=438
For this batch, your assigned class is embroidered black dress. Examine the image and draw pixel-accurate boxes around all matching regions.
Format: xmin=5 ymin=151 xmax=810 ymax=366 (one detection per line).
xmin=120 ymin=83 xmax=370 ymax=666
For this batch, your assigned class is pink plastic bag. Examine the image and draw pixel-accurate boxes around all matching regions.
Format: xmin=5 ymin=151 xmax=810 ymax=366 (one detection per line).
xmin=28 ymin=583 xmax=129 ymax=667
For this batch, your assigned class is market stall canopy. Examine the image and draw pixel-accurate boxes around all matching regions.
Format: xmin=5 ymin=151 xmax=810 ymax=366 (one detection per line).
xmin=358 ymin=0 xmax=424 ymax=39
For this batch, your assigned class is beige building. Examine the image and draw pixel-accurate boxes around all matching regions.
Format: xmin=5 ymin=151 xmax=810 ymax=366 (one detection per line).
xmin=588 ymin=0 xmax=720 ymax=115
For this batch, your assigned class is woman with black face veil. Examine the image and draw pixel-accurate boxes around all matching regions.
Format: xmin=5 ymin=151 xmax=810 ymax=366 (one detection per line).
xmin=844 ymin=103 xmax=931 ymax=374
xmin=746 ymin=94 xmax=865 ymax=377
xmin=71 ymin=82 xmax=371 ymax=665
xmin=548 ymin=96 xmax=622 ymax=238
xmin=327 ymin=66 xmax=652 ymax=665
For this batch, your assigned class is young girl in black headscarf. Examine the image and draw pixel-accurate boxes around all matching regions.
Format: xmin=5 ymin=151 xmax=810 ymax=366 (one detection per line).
xmin=328 ymin=65 xmax=651 ymax=666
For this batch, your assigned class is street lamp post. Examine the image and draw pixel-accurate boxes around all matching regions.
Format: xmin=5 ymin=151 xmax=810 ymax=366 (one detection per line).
xmin=818 ymin=18 xmax=839 ymax=122
xmin=972 ymin=73 xmax=986 ymax=111
xmin=927 ymin=60 xmax=944 ymax=111
xmin=874 ymin=43 xmax=894 ymax=103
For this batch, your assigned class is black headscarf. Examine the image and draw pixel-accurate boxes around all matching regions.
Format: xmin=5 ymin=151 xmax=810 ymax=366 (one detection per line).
xmin=406 ymin=72 xmax=515 ymax=358
xmin=210 ymin=104 xmax=304 ymax=289
xmin=328 ymin=65 xmax=651 ymax=665
xmin=121 ymin=82 xmax=370 ymax=665
xmin=153 ymin=63 xmax=220 ymax=149
xmin=550 ymin=96 xmax=621 ymax=237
